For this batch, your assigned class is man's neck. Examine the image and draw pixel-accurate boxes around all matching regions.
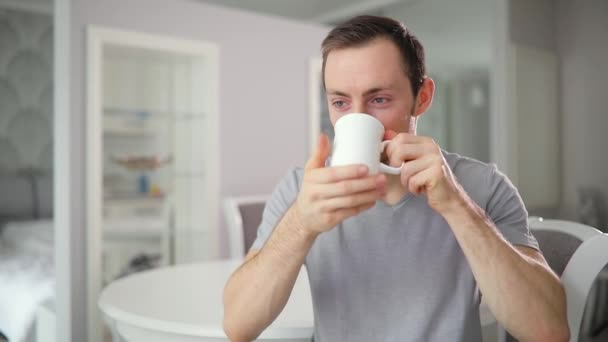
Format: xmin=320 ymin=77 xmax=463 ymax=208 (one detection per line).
xmin=380 ymin=174 xmax=409 ymax=206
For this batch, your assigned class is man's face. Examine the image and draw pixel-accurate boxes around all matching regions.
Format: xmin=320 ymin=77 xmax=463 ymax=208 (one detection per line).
xmin=324 ymin=37 xmax=417 ymax=134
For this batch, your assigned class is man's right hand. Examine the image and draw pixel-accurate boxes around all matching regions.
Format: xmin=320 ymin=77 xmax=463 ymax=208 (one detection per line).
xmin=294 ymin=134 xmax=386 ymax=235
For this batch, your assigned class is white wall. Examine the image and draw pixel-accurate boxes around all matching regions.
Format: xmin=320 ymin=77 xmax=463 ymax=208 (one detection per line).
xmin=447 ymin=70 xmax=491 ymax=163
xmin=509 ymin=0 xmax=608 ymax=223
xmin=58 ymin=0 xmax=327 ymax=340
xmin=556 ymin=0 xmax=608 ymax=222
xmin=509 ymin=0 xmax=556 ymax=51
xmin=507 ymin=0 xmax=561 ymax=216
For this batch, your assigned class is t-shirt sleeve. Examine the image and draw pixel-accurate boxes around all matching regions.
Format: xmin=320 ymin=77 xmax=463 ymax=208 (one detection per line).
xmin=484 ymin=164 xmax=539 ymax=250
xmin=249 ymin=168 xmax=301 ymax=252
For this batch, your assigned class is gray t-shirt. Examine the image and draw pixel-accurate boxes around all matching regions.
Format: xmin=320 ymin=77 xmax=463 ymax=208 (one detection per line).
xmin=250 ymin=151 xmax=539 ymax=342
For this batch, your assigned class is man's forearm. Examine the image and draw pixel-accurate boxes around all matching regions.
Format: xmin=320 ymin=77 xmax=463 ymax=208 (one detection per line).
xmin=440 ymin=198 xmax=568 ymax=342
xmin=223 ymin=205 xmax=317 ymax=342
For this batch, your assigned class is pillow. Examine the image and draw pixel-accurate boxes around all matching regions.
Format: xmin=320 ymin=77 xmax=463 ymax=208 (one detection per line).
xmin=0 ymin=173 xmax=53 ymax=225
xmin=34 ymin=173 xmax=53 ymax=218
xmin=0 ymin=175 xmax=35 ymax=222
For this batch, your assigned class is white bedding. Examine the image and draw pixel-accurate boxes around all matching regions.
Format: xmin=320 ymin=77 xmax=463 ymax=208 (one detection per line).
xmin=0 ymin=220 xmax=54 ymax=342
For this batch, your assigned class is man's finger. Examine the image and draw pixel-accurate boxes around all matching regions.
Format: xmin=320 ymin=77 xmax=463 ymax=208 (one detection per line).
xmin=305 ymin=134 xmax=331 ymax=170
xmin=332 ymin=201 xmax=376 ymax=221
xmin=322 ymin=189 xmax=381 ymax=211
xmin=308 ymin=164 xmax=369 ymax=184
xmin=385 ymin=143 xmax=426 ymax=166
xmin=318 ymin=174 xmax=385 ymax=198
xmin=393 ymin=132 xmax=424 ymax=144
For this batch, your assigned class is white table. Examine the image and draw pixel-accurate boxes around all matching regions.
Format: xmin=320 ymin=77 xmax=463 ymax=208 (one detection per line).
xmin=99 ymin=259 xmax=498 ymax=342
xmin=98 ymin=260 xmax=314 ymax=342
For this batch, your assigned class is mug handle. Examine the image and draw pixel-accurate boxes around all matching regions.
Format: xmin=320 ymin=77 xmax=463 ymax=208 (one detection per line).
xmin=379 ymin=140 xmax=402 ymax=175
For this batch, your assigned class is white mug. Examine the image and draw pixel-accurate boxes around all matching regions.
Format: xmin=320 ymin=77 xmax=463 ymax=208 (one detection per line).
xmin=330 ymin=113 xmax=401 ymax=175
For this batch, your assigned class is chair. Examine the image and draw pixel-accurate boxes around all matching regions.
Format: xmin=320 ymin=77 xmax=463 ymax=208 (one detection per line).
xmin=499 ymin=218 xmax=608 ymax=342
xmin=223 ymin=195 xmax=269 ymax=258
xmin=529 ymin=217 xmax=604 ymax=277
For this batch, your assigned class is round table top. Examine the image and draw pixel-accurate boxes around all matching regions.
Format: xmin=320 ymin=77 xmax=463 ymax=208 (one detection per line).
xmin=98 ymin=259 xmax=314 ymax=339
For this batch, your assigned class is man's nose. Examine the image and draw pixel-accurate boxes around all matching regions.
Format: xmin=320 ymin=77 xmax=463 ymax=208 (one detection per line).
xmin=351 ymin=100 xmax=368 ymax=114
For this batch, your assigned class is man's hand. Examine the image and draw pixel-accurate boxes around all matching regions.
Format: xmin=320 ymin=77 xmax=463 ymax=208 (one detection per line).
xmin=383 ymin=130 xmax=463 ymax=213
xmin=294 ymin=134 xmax=386 ymax=235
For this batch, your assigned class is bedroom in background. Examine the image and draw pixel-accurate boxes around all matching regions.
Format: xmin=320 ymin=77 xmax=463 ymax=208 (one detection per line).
xmin=0 ymin=1 xmax=55 ymax=342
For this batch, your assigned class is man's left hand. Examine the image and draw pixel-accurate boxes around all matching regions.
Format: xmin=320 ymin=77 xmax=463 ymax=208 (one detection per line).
xmin=383 ymin=130 xmax=465 ymax=213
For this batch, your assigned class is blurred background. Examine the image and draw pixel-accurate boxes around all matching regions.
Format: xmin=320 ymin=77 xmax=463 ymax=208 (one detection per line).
xmin=0 ymin=0 xmax=606 ymax=341
xmin=200 ymin=0 xmax=607 ymax=226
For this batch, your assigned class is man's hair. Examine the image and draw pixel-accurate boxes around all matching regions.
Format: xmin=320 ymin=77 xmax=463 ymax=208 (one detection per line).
xmin=321 ymin=15 xmax=426 ymax=96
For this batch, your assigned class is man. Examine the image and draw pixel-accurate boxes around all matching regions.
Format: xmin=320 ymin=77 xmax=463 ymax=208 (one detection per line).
xmin=223 ymin=15 xmax=569 ymax=342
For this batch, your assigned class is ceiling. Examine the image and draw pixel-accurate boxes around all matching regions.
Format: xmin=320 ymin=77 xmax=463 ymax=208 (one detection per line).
xmin=197 ymin=0 xmax=495 ymax=73
xmin=197 ymin=0 xmax=406 ymax=23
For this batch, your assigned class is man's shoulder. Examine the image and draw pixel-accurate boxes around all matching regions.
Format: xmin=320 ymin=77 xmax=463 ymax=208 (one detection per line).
xmin=289 ymin=166 xmax=305 ymax=185
xmin=273 ymin=166 xmax=305 ymax=194
xmin=442 ymin=150 xmax=496 ymax=180
xmin=442 ymin=150 xmax=504 ymax=207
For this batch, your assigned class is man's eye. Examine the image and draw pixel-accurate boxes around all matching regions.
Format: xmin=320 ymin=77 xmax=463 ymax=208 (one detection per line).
xmin=332 ymin=100 xmax=345 ymax=108
xmin=372 ymin=97 xmax=387 ymax=104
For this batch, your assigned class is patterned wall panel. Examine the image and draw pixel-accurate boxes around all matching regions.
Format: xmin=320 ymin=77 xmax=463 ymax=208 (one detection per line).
xmin=0 ymin=8 xmax=52 ymax=174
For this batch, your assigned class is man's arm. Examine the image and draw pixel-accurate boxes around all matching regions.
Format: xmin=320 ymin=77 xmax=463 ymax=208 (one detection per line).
xmin=223 ymin=135 xmax=385 ymax=342
xmin=441 ymin=199 xmax=569 ymax=342
xmin=223 ymin=206 xmax=316 ymax=342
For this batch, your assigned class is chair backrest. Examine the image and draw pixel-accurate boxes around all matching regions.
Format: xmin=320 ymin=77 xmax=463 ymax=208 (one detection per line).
xmin=529 ymin=218 xmax=603 ymax=276
xmin=528 ymin=218 xmax=608 ymax=342
xmin=223 ymin=195 xmax=268 ymax=258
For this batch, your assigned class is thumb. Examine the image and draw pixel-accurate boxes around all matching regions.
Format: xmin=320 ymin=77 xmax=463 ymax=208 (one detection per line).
xmin=305 ymin=134 xmax=330 ymax=170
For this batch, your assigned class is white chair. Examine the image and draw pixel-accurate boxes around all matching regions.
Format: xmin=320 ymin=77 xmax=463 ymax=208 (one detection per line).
xmin=223 ymin=195 xmax=269 ymax=258
xmin=554 ymin=223 xmax=608 ymax=341
xmin=499 ymin=218 xmax=608 ymax=341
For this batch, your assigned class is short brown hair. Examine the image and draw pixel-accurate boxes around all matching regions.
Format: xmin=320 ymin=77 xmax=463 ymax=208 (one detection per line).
xmin=321 ymin=15 xmax=426 ymax=96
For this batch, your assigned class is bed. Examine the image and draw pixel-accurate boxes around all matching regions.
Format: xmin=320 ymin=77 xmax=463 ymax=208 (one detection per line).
xmin=0 ymin=172 xmax=54 ymax=342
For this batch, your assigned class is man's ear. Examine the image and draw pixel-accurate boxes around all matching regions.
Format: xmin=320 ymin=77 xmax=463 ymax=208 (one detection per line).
xmin=413 ymin=77 xmax=435 ymax=117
